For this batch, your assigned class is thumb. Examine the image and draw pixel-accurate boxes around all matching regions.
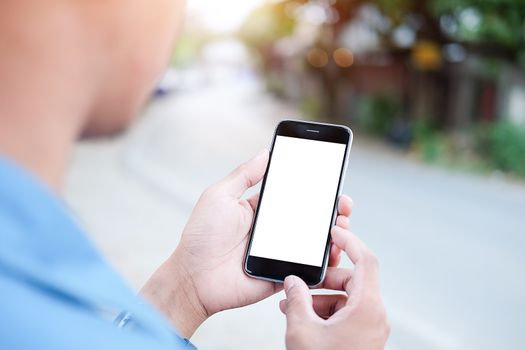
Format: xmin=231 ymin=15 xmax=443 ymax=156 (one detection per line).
xmin=283 ymin=276 xmax=316 ymax=323
xmin=219 ymin=149 xmax=269 ymax=197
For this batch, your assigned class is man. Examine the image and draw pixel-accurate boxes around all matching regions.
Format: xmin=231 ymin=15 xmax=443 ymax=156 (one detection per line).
xmin=0 ymin=1 xmax=389 ymax=349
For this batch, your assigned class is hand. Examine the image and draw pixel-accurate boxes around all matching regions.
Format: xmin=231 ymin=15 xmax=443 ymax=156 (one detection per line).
xmin=141 ymin=149 xmax=353 ymax=338
xmin=280 ymin=227 xmax=390 ymax=350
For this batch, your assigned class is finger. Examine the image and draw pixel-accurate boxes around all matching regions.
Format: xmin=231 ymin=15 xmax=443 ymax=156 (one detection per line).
xmin=337 ymin=195 xmax=353 ymax=217
xmin=247 ymin=192 xmax=260 ymax=211
xmin=328 ymin=244 xmax=341 ymax=267
xmin=331 ymin=227 xmax=380 ymax=301
xmin=283 ymin=276 xmax=318 ymax=323
xmin=336 ymin=215 xmax=349 ymax=229
xmin=282 ymin=294 xmax=347 ymax=318
xmin=218 ymin=149 xmax=269 ymax=197
xmin=331 ymin=226 xmax=368 ymax=265
xmin=319 ymin=267 xmax=353 ymax=291
xmin=312 ymin=294 xmax=347 ymax=319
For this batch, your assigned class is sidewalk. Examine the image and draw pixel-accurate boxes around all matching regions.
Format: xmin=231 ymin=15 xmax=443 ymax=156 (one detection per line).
xmin=65 ymin=69 xmax=525 ymax=350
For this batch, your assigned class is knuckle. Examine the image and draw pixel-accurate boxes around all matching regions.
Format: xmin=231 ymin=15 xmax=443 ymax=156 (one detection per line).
xmin=337 ymin=216 xmax=349 ymax=227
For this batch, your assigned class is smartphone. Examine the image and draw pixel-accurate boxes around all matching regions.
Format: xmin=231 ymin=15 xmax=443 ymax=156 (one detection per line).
xmin=244 ymin=120 xmax=352 ymax=286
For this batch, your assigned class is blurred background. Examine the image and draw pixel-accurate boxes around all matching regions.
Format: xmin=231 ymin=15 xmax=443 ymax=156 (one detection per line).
xmin=65 ymin=0 xmax=525 ymax=349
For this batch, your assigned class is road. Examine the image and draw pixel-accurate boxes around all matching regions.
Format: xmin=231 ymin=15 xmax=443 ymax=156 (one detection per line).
xmin=65 ymin=70 xmax=525 ymax=349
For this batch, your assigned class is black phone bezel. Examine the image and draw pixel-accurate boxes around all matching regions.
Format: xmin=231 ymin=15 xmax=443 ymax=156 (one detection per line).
xmin=244 ymin=119 xmax=352 ymax=286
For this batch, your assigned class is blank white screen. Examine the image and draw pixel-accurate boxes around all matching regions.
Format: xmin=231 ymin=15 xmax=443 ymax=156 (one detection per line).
xmin=250 ymin=135 xmax=346 ymax=267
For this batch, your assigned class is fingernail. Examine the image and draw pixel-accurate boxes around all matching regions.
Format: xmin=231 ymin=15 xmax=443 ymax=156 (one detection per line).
xmin=280 ymin=299 xmax=287 ymax=313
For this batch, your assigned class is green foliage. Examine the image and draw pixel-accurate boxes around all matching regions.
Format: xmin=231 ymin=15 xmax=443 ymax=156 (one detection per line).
xmin=375 ymin=0 xmax=414 ymax=24
xmin=428 ymin=0 xmax=525 ymax=49
xmin=421 ymin=134 xmax=449 ymax=162
xmin=481 ymin=120 xmax=525 ymax=176
xmin=170 ymin=29 xmax=213 ymax=67
xmin=356 ymin=94 xmax=402 ymax=136
xmin=412 ymin=120 xmax=525 ymax=177
xmin=412 ymin=119 xmax=436 ymax=140
xmin=479 ymin=58 xmax=504 ymax=79
xmin=238 ymin=2 xmax=296 ymax=51
xmin=518 ymin=49 xmax=525 ymax=69
xmin=412 ymin=120 xmax=449 ymax=162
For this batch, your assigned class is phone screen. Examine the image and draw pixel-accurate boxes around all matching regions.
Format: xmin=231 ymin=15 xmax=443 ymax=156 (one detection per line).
xmin=249 ymin=135 xmax=347 ymax=267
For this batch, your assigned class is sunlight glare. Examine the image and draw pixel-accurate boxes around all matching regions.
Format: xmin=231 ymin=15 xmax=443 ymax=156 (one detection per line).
xmin=187 ymin=0 xmax=268 ymax=33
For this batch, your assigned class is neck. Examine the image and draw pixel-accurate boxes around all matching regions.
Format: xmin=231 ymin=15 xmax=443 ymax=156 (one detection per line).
xmin=0 ymin=2 xmax=93 ymax=191
xmin=0 ymin=115 xmax=81 ymax=192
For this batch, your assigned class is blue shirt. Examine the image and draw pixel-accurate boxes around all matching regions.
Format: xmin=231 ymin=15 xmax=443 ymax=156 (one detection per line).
xmin=0 ymin=156 xmax=196 ymax=349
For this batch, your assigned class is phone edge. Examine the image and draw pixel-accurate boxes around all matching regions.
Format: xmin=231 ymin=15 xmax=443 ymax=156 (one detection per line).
xmin=243 ymin=119 xmax=354 ymax=287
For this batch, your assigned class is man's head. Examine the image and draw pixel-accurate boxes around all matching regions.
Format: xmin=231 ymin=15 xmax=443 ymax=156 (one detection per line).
xmin=1 ymin=0 xmax=185 ymax=136
xmin=82 ymin=0 xmax=186 ymax=136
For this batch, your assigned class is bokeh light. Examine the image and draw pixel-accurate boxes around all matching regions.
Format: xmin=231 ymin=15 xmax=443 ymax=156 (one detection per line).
xmin=333 ymin=48 xmax=354 ymax=68
xmin=306 ymin=48 xmax=329 ymax=68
